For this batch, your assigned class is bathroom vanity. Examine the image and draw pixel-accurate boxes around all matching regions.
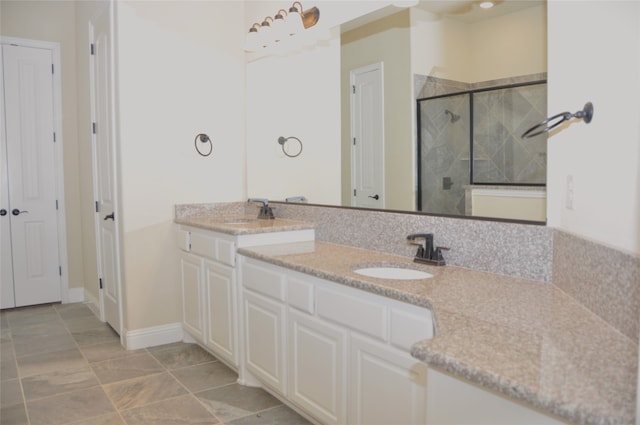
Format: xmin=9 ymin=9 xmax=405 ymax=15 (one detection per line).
xmin=175 ymin=205 xmax=635 ymax=425
xmin=174 ymin=213 xmax=314 ymax=369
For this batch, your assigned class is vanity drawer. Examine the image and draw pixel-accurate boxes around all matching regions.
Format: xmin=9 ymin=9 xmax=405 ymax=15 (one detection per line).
xmin=316 ymin=286 xmax=387 ymax=341
xmin=176 ymin=228 xmax=191 ymax=252
xmin=242 ymin=261 xmax=286 ymax=302
xmin=189 ymin=230 xmax=236 ymax=266
xmin=287 ymin=276 xmax=315 ymax=314
xmin=389 ymin=306 xmax=434 ymax=351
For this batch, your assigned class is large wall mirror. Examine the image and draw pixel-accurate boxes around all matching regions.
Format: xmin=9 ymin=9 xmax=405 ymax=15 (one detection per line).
xmin=339 ymin=0 xmax=547 ymax=222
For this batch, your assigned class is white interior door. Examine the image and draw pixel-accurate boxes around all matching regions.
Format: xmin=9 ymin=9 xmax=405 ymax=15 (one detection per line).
xmin=1 ymin=43 xmax=61 ymax=307
xmin=0 ymin=48 xmax=15 ymax=309
xmin=91 ymin=7 xmax=121 ymax=334
xmin=351 ymin=63 xmax=385 ymax=209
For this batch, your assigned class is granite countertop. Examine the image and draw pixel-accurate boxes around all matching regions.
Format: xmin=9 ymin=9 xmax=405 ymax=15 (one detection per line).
xmin=238 ymin=241 xmax=637 ymax=425
xmin=175 ymin=214 xmax=315 ymax=236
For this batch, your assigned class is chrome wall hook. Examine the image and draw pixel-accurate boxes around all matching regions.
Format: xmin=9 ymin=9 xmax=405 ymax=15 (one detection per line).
xmin=522 ymin=102 xmax=594 ymax=139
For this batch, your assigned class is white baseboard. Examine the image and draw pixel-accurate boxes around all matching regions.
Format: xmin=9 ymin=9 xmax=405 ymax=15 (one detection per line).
xmin=83 ymin=291 xmax=101 ymax=318
xmin=125 ymin=322 xmax=184 ymax=350
xmin=64 ymin=287 xmax=85 ymax=304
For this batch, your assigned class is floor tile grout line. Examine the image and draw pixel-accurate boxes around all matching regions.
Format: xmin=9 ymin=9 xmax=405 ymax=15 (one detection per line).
xmin=58 ymin=304 xmax=129 ymax=425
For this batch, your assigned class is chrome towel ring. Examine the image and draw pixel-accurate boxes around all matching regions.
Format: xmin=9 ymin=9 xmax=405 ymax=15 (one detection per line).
xmin=522 ymin=101 xmax=594 ymax=139
xmin=278 ymin=136 xmax=303 ymax=158
xmin=195 ymin=133 xmax=213 ymax=157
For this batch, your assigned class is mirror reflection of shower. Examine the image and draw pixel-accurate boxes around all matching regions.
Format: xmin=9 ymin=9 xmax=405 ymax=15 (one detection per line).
xmin=417 ymin=79 xmax=547 ymax=216
xmin=444 ymin=109 xmax=460 ymax=123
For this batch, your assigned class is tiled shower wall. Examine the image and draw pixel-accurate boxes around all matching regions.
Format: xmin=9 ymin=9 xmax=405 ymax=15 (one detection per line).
xmin=415 ymin=74 xmax=547 ymax=216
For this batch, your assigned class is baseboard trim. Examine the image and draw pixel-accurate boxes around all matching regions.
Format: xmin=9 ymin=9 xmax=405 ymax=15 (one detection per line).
xmin=125 ymin=322 xmax=184 ymax=350
xmin=65 ymin=287 xmax=85 ymax=304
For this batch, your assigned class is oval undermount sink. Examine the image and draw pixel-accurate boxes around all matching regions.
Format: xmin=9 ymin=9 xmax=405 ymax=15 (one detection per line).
xmin=353 ymin=266 xmax=433 ymax=280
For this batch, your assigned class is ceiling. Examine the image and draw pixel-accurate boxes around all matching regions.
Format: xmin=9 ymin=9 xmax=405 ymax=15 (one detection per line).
xmin=341 ymin=0 xmax=545 ymax=32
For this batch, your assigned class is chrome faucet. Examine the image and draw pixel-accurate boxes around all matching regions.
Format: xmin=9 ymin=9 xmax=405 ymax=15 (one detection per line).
xmin=407 ymin=233 xmax=448 ymax=266
xmin=285 ymin=196 xmax=308 ymax=203
xmin=247 ymin=198 xmax=275 ymax=219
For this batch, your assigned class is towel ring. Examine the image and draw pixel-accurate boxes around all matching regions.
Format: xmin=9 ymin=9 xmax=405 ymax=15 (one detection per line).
xmin=522 ymin=102 xmax=593 ymax=139
xmin=195 ymin=133 xmax=213 ymax=157
xmin=278 ymin=136 xmax=303 ymax=158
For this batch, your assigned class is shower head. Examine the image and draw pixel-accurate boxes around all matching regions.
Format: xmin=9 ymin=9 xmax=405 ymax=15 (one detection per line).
xmin=444 ymin=109 xmax=461 ymax=123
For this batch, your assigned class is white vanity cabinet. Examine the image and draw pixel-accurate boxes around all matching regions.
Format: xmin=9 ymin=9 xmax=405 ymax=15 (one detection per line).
xmin=241 ymin=260 xmax=288 ymax=395
xmin=176 ymin=224 xmax=314 ymax=371
xmin=239 ymin=255 xmax=433 ymax=425
xmin=179 ymin=252 xmax=206 ymax=342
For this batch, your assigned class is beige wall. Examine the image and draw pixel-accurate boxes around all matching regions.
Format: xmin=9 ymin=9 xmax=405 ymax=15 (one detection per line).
xmin=409 ymin=5 xmax=546 ymax=83
xmin=114 ymin=1 xmax=246 ymax=332
xmin=1 ymin=1 xmax=85 ymax=291
xmin=341 ymin=10 xmax=414 ymax=210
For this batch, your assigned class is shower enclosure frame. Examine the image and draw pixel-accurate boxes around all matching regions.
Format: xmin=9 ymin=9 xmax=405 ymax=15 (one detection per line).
xmin=416 ymin=79 xmax=547 ymax=212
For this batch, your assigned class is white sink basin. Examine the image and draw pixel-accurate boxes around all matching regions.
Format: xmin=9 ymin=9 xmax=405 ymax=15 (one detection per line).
xmin=353 ymin=266 xmax=433 ymax=280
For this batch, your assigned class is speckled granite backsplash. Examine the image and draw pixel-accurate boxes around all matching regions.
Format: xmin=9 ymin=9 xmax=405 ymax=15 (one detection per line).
xmin=177 ymin=202 xmax=640 ymax=342
xmin=553 ymin=230 xmax=640 ymax=342
xmin=267 ymin=203 xmax=553 ymax=282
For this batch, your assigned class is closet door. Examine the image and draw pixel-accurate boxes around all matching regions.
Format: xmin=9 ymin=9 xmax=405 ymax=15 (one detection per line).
xmin=0 ymin=49 xmax=14 ymax=309
xmin=2 ymin=44 xmax=61 ymax=307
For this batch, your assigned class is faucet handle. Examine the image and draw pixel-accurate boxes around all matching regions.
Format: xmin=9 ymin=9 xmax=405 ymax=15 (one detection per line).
xmin=434 ymin=246 xmax=450 ymax=264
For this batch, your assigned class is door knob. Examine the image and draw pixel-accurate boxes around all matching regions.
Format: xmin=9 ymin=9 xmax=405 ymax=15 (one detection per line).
xmin=0 ymin=209 xmax=6 ymax=216
xmin=368 ymin=194 xmax=380 ymax=200
xmin=12 ymin=209 xmax=28 ymax=216
xmin=104 ymin=212 xmax=115 ymax=221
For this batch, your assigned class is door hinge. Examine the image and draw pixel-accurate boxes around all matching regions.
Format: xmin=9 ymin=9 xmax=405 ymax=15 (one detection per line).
xmin=99 ymin=277 xmax=103 ymax=289
xmin=59 ymin=266 xmax=62 ymax=276
xmin=52 ymin=64 xmax=54 ymax=74
xmin=55 ymin=200 xmax=59 ymax=210
xmin=95 ymin=201 xmax=99 ymax=213
xmin=92 ymin=122 xmax=97 ymax=134
xmin=53 ymin=132 xmax=56 ymax=143
xmin=352 ymin=85 xmax=356 ymax=94
xmin=90 ymin=43 xmax=95 ymax=55
xmin=354 ymin=189 xmax=357 ymax=196
xmin=353 ymin=137 xmax=356 ymax=146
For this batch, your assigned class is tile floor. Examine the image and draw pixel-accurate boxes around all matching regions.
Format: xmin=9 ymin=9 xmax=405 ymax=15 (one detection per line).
xmin=0 ymin=303 xmax=311 ymax=425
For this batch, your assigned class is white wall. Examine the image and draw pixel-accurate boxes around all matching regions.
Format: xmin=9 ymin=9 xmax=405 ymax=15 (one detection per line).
xmin=113 ymin=1 xmax=246 ymax=331
xmin=546 ymin=0 xmax=640 ymax=255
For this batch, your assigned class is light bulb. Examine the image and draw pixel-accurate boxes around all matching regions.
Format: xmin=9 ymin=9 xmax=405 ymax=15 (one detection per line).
xmin=287 ymin=3 xmax=304 ymax=36
xmin=260 ymin=17 xmax=273 ymax=48
xmin=272 ymin=10 xmax=287 ymax=42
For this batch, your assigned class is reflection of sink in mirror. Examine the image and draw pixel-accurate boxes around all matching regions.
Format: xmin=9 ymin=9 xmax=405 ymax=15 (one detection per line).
xmin=353 ymin=266 xmax=433 ymax=280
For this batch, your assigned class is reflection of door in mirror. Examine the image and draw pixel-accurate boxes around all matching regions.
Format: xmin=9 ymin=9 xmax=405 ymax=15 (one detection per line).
xmin=351 ymin=63 xmax=384 ymax=209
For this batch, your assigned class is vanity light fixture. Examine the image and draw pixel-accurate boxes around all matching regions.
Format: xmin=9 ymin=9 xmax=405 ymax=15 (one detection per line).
xmin=245 ymin=2 xmax=320 ymax=52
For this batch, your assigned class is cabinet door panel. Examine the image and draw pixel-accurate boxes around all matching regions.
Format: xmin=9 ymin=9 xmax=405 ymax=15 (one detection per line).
xmin=289 ymin=309 xmax=347 ymax=425
xmin=350 ymin=334 xmax=427 ymax=425
xmin=243 ymin=290 xmax=287 ymax=395
xmin=205 ymin=260 xmax=237 ymax=367
xmin=181 ymin=253 xmax=204 ymax=342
